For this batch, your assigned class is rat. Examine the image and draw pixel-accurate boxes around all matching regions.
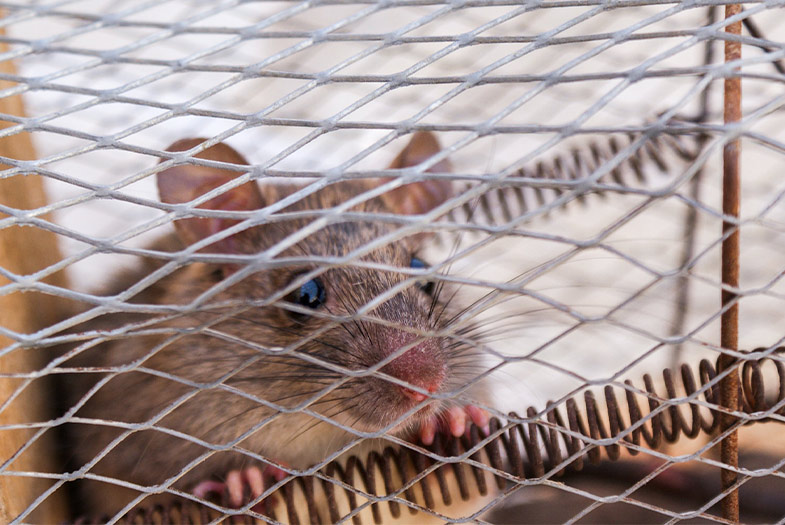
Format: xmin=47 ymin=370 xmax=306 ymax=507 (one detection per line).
xmin=59 ymin=131 xmax=490 ymax=516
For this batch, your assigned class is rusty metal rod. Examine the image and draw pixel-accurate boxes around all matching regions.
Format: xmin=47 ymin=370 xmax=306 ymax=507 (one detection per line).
xmin=720 ymin=3 xmax=742 ymax=522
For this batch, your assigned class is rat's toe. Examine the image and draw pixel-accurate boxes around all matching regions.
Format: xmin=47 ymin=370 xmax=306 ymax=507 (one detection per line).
xmin=419 ymin=416 xmax=438 ymax=445
xmin=446 ymin=406 xmax=466 ymax=437
xmin=438 ymin=405 xmax=490 ymax=439
xmin=192 ymin=464 xmax=280 ymax=510
xmin=193 ymin=479 xmax=224 ymax=501
xmin=466 ymin=405 xmax=490 ymax=433
xmin=226 ymin=469 xmax=245 ymax=507
xmin=245 ymin=466 xmax=264 ymax=500
xmin=416 ymin=404 xmax=488 ymax=445
xmin=263 ymin=463 xmax=288 ymax=482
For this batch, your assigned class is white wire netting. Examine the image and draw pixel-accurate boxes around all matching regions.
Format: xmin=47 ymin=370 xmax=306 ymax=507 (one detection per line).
xmin=1 ymin=1 xmax=785 ymax=523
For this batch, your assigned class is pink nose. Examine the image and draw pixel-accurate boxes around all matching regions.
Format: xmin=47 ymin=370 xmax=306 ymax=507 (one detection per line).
xmin=379 ymin=335 xmax=446 ymax=400
xmin=399 ymin=384 xmax=437 ymax=403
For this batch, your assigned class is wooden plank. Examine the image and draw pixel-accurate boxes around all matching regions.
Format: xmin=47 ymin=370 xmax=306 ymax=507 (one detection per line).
xmin=0 ymin=30 xmax=70 ymax=523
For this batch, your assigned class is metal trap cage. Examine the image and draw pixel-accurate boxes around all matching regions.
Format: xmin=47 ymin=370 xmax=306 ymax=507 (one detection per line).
xmin=1 ymin=1 xmax=785 ymax=523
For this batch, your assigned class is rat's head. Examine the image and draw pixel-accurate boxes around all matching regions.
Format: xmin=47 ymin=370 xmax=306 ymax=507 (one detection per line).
xmin=156 ymin=133 xmax=465 ymax=437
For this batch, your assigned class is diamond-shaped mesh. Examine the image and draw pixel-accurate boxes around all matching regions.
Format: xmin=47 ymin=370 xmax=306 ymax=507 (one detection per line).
xmin=1 ymin=1 xmax=785 ymax=523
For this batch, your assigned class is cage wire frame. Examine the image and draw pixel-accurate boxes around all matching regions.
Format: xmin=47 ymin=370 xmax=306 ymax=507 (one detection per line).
xmin=0 ymin=0 xmax=785 ymax=523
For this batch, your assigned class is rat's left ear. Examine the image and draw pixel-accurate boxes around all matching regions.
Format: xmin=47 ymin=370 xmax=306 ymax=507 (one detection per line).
xmin=379 ymin=131 xmax=453 ymax=215
xmin=157 ymin=138 xmax=266 ymax=254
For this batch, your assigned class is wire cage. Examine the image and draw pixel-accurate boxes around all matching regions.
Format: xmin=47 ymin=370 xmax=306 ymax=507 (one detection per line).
xmin=1 ymin=1 xmax=785 ymax=523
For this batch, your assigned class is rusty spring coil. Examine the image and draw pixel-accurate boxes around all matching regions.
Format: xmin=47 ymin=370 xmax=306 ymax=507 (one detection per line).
xmin=446 ymin=124 xmax=706 ymax=228
xmin=73 ymin=347 xmax=785 ymax=524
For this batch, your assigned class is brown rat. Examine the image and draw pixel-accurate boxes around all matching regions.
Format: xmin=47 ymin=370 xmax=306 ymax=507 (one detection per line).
xmin=60 ymin=132 xmax=488 ymax=515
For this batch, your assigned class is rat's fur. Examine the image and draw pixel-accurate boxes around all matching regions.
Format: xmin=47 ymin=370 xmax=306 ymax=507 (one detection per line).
xmin=59 ymin=135 xmax=483 ymax=515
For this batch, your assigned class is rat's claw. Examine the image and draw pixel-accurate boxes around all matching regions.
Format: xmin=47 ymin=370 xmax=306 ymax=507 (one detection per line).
xmin=192 ymin=463 xmax=286 ymax=511
xmin=417 ymin=405 xmax=489 ymax=445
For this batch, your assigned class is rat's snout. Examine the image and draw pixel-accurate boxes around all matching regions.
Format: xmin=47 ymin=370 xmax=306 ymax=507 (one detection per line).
xmin=379 ymin=337 xmax=446 ymax=401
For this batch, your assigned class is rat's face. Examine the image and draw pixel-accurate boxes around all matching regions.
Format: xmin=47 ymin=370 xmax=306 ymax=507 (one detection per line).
xmin=235 ymin=216 xmax=450 ymax=435
xmin=156 ymin=133 xmax=461 ymax=439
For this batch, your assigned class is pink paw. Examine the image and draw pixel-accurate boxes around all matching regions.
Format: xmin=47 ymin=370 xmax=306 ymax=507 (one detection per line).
xmin=193 ymin=464 xmax=288 ymax=510
xmin=418 ymin=405 xmax=489 ymax=445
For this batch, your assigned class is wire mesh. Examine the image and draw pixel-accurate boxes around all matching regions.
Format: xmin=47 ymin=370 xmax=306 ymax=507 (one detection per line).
xmin=1 ymin=0 xmax=785 ymax=523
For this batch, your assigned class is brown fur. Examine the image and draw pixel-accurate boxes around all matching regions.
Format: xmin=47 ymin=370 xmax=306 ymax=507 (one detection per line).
xmin=59 ymin=135 xmax=479 ymax=515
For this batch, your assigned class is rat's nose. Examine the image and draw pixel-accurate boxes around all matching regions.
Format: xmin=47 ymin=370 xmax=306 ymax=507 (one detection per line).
xmin=400 ymin=383 xmax=438 ymax=402
xmin=380 ymin=337 xmax=446 ymax=400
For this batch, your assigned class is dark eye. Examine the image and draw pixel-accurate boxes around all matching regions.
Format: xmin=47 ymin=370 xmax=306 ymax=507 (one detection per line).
xmin=410 ymin=257 xmax=435 ymax=295
xmin=410 ymin=257 xmax=427 ymax=270
xmin=295 ymin=278 xmax=326 ymax=310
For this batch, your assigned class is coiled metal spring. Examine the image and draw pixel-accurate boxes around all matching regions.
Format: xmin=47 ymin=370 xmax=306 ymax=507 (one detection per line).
xmin=446 ymin=124 xmax=706 ymax=227
xmin=75 ymin=347 xmax=785 ymax=524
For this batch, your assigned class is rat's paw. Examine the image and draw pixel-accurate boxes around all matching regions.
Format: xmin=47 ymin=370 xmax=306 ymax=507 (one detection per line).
xmin=419 ymin=405 xmax=489 ymax=445
xmin=192 ymin=464 xmax=287 ymax=510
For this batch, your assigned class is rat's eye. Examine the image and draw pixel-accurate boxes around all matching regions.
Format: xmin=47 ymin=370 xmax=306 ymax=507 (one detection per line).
xmin=410 ymin=257 xmax=435 ymax=295
xmin=295 ymin=278 xmax=326 ymax=309
xmin=410 ymin=257 xmax=427 ymax=270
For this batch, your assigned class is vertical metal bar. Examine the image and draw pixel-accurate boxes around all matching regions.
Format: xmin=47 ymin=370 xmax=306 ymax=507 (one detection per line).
xmin=720 ymin=3 xmax=741 ymax=522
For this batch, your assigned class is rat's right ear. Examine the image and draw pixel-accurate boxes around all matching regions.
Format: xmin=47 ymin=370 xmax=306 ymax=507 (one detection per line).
xmin=157 ymin=138 xmax=265 ymax=254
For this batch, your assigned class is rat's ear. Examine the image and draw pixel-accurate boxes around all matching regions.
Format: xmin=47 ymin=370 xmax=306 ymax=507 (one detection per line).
xmin=380 ymin=131 xmax=453 ymax=215
xmin=157 ymin=138 xmax=265 ymax=253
